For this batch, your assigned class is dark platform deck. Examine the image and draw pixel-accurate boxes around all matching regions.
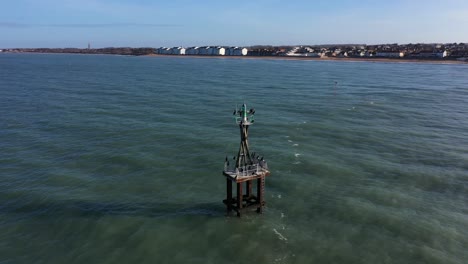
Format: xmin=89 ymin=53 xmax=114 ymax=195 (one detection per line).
xmin=223 ymin=170 xmax=270 ymax=217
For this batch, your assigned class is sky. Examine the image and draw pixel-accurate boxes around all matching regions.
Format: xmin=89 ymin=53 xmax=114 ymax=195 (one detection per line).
xmin=1 ymin=0 xmax=468 ymax=48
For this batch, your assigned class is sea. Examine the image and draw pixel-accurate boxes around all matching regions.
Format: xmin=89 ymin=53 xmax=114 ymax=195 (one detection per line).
xmin=0 ymin=53 xmax=467 ymax=264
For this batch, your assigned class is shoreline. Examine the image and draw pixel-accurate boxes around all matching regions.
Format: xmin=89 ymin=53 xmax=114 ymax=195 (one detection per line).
xmin=3 ymin=51 xmax=467 ymax=65
xmin=146 ymin=54 xmax=468 ymax=65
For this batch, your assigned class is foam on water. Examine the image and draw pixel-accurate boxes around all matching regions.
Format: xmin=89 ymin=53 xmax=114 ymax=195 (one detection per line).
xmin=273 ymin=228 xmax=288 ymax=241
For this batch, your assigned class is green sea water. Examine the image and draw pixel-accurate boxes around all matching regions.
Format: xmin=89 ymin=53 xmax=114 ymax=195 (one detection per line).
xmin=0 ymin=53 xmax=467 ymax=264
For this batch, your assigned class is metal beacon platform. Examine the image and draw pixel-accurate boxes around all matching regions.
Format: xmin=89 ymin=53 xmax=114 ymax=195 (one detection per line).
xmin=223 ymin=103 xmax=270 ymax=217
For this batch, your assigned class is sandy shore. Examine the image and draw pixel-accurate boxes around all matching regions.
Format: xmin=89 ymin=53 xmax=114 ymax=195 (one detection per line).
xmin=146 ymin=54 xmax=468 ymax=65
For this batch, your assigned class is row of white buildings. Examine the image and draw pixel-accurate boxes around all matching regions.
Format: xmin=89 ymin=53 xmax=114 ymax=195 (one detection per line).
xmin=156 ymin=46 xmax=248 ymax=56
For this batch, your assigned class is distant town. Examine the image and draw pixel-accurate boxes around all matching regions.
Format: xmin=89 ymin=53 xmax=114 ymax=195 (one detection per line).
xmin=2 ymin=43 xmax=468 ymax=62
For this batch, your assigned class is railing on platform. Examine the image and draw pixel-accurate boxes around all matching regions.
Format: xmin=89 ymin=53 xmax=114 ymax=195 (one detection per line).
xmin=224 ymin=162 xmax=269 ymax=177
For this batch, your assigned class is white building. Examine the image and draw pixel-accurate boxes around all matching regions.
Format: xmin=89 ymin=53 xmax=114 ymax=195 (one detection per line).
xmin=228 ymin=47 xmax=248 ymax=56
xmin=171 ymin=47 xmax=186 ymax=55
xmin=286 ymin=47 xmax=300 ymax=56
xmin=436 ymin=50 xmax=448 ymax=58
xmin=213 ymin=47 xmax=226 ymax=56
xmin=337 ymin=51 xmax=348 ymax=57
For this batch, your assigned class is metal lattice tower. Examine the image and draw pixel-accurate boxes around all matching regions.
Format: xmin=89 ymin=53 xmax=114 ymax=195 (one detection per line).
xmin=235 ymin=103 xmax=254 ymax=168
xmin=223 ymin=103 xmax=270 ymax=217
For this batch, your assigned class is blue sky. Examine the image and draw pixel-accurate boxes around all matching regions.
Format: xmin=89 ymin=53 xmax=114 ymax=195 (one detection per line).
xmin=1 ymin=0 xmax=468 ymax=48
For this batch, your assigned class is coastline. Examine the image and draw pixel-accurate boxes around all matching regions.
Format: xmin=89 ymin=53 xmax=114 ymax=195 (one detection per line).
xmin=2 ymin=51 xmax=466 ymax=65
xmin=146 ymin=54 xmax=468 ymax=65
